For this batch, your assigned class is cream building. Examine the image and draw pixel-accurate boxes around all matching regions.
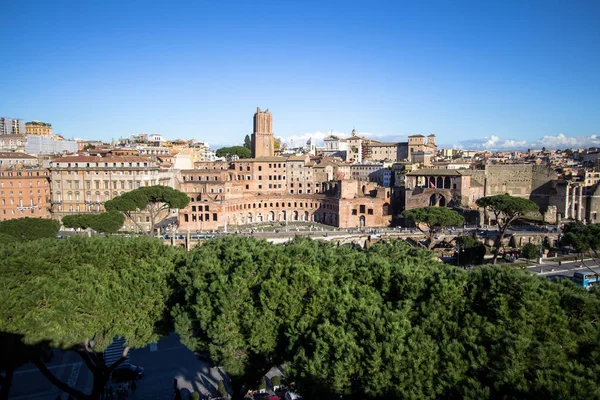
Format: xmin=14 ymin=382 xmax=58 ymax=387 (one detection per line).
xmin=49 ymin=156 xmax=176 ymax=232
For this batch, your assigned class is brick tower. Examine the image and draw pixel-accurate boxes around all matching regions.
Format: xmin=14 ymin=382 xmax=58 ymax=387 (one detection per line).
xmin=251 ymin=107 xmax=274 ymax=158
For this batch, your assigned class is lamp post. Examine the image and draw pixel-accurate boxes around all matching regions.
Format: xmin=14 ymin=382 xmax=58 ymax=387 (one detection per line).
xmin=455 ymin=242 xmax=464 ymax=267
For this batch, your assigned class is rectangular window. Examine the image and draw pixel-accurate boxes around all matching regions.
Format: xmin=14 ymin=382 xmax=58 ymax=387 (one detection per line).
xmin=368 ymin=209 xmax=373 ymax=215
xmin=360 ymin=205 xmax=366 ymax=213
xmin=213 ymin=213 xmax=217 ymax=221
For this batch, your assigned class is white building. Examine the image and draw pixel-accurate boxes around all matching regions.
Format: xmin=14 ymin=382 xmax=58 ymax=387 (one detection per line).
xmin=26 ymin=135 xmax=78 ymax=154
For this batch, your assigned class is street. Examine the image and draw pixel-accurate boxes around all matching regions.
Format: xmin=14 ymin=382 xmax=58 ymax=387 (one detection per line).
xmin=9 ymin=333 xmax=227 ymax=400
xmin=525 ymin=257 xmax=599 ymax=281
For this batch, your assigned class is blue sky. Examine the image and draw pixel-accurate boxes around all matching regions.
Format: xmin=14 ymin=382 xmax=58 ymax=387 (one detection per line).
xmin=1 ymin=0 xmax=599 ymax=150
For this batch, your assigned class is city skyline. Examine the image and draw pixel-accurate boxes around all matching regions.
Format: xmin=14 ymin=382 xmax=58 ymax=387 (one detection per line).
xmin=1 ymin=0 xmax=599 ymax=150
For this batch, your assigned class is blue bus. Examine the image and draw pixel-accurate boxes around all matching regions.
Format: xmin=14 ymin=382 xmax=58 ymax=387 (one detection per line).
xmin=573 ymin=269 xmax=600 ymax=289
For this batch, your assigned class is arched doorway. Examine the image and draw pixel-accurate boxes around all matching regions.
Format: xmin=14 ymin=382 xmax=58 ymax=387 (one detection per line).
xmin=429 ymin=194 xmax=438 ymax=206
xmin=439 ymin=196 xmax=446 ymax=207
xmin=359 ymin=216 xmax=366 ymax=228
xmin=304 ymin=211 xmax=309 ymax=221
xmin=247 ymin=213 xmax=253 ymax=223
xmin=293 ymin=211 xmax=299 ymax=221
xmin=268 ymin=211 xmax=275 ymax=222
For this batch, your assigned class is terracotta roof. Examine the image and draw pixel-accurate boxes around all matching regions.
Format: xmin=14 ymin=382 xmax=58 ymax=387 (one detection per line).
xmin=286 ymin=155 xmax=308 ymax=161
xmin=0 ymin=135 xmax=25 ymax=140
xmin=51 ymin=156 xmax=152 ymax=163
xmin=369 ymin=142 xmax=399 ymax=147
xmin=241 ymin=156 xmax=288 ymax=162
xmin=0 ymin=152 xmax=37 ymax=159
xmin=406 ymin=169 xmax=463 ymax=176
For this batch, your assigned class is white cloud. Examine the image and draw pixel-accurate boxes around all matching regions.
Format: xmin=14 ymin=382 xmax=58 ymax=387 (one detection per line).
xmin=533 ymin=133 xmax=600 ymax=149
xmin=279 ymin=131 xmax=600 ymax=151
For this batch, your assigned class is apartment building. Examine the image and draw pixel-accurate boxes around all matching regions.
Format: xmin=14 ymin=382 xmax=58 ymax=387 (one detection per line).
xmin=49 ymin=156 xmax=176 ymax=231
xmin=0 ymin=168 xmax=51 ymax=220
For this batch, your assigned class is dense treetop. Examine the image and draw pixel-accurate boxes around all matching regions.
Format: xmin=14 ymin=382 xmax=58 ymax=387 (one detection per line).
xmin=0 ymin=218 xmax=59 ymax=242
xmin=215 ymin=146 xmax=252 ymax=159
xmin=0 ymin=236 xmax=183 ymax=351
xmin=1 ymin=235 xmax=599 ymax=400
xmin=173 ymin=236 xmax=600 ymax=399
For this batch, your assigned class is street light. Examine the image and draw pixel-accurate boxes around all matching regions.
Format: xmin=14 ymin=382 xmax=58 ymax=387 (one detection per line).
xmin=455 ymin=242 xmax=464 ymax=267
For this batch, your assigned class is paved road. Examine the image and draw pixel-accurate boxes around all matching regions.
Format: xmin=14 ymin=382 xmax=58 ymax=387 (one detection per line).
xmin=9 ymin=333 xmax=226 ymax=400
xmin=525 ymin=258 xmax=600 ymax=280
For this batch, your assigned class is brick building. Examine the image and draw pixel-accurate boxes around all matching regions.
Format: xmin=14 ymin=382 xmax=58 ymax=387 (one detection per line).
xmin=177 ymin=109 xmax=392 ymax=231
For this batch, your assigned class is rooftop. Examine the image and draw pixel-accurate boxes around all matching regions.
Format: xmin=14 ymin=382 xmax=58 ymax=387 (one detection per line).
xmin=0 ymin=152 xmax=37 ymax=159
xmin=51 ymin=156 xmax=152 ymax=163
xmin=406 ymin=169 xmax=463 ymax=176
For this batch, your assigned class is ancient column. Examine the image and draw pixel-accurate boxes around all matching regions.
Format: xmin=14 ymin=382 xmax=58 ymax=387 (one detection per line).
xmin=564 ymin=184 xmax=570 ymax=219
xmin=571 ymin=185 xmax=576 ymax=219
xmin=577 ymin=185 xmax=583 ymax=221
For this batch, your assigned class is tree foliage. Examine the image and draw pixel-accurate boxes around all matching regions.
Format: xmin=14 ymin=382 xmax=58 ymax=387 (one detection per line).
xmin=215 ymin=146 xmax=252 ymax=159
xmin=402 ymin=206 xmax=465 ymax=249
xmin=562 ymin=222 xmax=600 ymax=259
xmin=522 ymin=242 xmax=542 ymax=260
xmin=62 ymin=211 xmax=125 ymax=234
xmin=476 ymin=194 xmax=538 ymax=264
xmin=455 ymin=234 xmax=486 ymax=265
xmin=0 ymin=236 xmax=184 ymax=400
xmin=0 ymin=217 xmax=59 ymax=241
xmin=2 ymin=235 xmax=600 ymax=400
xmin=104 ymin=186 xmax=189 ymax=234
xmin=174 ymin=236 xmax=600 ymax=400
xmin=243 ymin=135 xmax=251 ymax=150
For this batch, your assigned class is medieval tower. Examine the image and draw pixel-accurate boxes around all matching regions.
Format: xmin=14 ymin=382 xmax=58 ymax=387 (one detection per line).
xmin=251 ymin=107 xmax=274 ymax=158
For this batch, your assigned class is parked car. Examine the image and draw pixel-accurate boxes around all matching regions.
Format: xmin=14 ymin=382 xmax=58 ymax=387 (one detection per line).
xmin=111 ymin=364 xmax=144 ymax=381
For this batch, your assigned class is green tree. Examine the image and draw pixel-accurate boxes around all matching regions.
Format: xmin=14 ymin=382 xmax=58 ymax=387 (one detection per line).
xmin=243 ymin=134 xmax=251 ymax=150
xmin=218 ymin=380 xmax=228 ymax=398
xmin=455 ymin=234 xmax=486 ymax=265
xmin=0 ymin=236 xmax=183 ymax=400
xmin=562 ymin=222 xmax=600 ymax=260
xmin=63 ymin=212 xmax=124 ymax=234
xmin=522 ymin=242 xmax=542 ymax=260
xmin=0 ymin=217 xmax=59 ymax=241
xmin=215 ymin=146 xmax=252 ymax=159
xmin=62 ymin=214 xmax=94 ymax=231
xmin=476 ymin=194 xmax=538 ymax=264
xmin=104 ymin=186 xmax=189 ymax=234
xmin=89 ymin=211 xmax=125 ymax=234
xmin=270 ymin=375 xmax=281 ymax=388
xmin=402 ymin=207 xmax=465 ymax=249
xmin=173 ymin=236 xmax=289 ymax=400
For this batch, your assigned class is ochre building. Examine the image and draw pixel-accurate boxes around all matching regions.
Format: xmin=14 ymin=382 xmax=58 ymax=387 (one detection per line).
xmin=0 ymin=168 xmax=51 ymax=220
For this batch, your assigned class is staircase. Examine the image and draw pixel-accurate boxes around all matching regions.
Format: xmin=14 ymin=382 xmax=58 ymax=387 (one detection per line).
xmin=103 ymin=337 xmax=130 ymax=367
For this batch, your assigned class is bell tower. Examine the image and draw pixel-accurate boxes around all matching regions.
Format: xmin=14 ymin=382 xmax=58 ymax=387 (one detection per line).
xmin=251 ymin=107 xmax=274 ymax=158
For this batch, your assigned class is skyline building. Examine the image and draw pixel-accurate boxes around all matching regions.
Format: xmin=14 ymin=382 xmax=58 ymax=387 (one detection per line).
xmin=251 ymin=107 xmax=274 ymax=158
xmin=0 ymin=117 xmax=26 ymax=135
